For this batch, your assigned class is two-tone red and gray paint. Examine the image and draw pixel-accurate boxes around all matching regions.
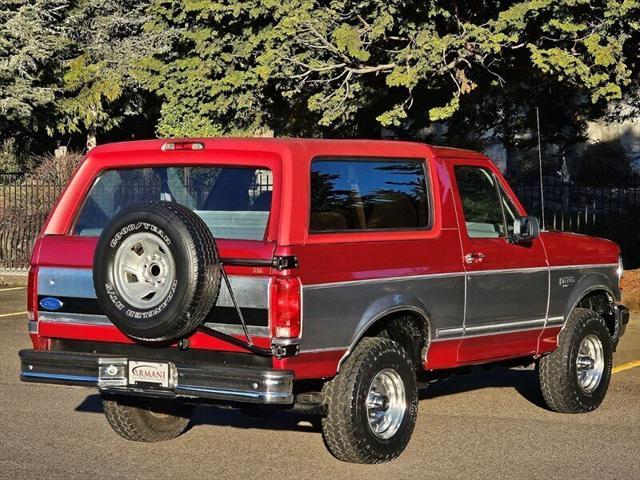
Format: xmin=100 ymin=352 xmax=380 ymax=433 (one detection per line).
xmin=27 ymin=138 xmax=624 ymax=381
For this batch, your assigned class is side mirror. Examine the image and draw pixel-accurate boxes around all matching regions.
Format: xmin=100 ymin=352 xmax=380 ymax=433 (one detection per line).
xmin=511 ymin=216 xmax=540 ymax=243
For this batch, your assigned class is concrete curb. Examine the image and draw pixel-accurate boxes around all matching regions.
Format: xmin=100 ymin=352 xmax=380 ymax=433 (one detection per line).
xmin=0 ymin=270 xmax=28 ymax=287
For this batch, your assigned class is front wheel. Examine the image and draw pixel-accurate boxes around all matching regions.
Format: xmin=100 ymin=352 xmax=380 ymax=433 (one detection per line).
xmin=538 ymin=308 xmax=613 ymax=413
xmin=102 ymin=396 xmax=193 ymax=442
xmin=321 ymin=337 xmax=418 ymax=464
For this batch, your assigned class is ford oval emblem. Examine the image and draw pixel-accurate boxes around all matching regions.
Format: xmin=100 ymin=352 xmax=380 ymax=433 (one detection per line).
xmin=39 ymin=297 xmax=63 ymax=311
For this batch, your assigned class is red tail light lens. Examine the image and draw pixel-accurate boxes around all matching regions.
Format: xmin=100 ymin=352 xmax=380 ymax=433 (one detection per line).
xmin=27 ymin=266 xmax=38 ymax=322
xmin=270 ymin=277 xmax=301 ymax=339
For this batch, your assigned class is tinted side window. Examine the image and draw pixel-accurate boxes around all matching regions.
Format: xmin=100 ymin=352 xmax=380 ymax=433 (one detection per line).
xmin=310 ymin=159 xmax=429 ymax=232
xmin=454 ymin=166 xmax=505 ymax=238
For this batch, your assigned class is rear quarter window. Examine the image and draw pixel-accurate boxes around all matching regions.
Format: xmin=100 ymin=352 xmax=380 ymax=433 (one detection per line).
xmin=73 ymin=166 xmax=273 ymax=241
xmin=310 ymin=158 xmax=430 ymax=232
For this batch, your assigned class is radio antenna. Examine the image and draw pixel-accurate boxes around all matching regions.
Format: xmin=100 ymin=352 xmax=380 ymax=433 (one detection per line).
xmin=536 ymin=106 xmax=545 ymax=230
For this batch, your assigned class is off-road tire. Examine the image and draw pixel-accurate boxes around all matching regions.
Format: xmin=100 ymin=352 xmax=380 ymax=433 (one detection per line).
xmin=538 ymin=308 xmax=613 ymax=413
xmin=93 ymin=201 xmax=221 ymax=343
xmin=321 ymin=337 xmax=418 ymax=464
xmin=102 ymin=396 xmax=193 ymax=442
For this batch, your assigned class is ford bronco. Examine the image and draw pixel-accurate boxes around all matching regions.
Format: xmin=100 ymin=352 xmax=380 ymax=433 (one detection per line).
xmin=20 ymin=138 xmax=629 ymax=463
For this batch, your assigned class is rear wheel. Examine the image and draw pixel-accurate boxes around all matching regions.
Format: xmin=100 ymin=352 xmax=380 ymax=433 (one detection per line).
xmin=538 ymin=308 xmax=613 ymax=413
xmin=102 ymin=396 xmax=193 ymax=442
xmin=321 ymin=337 xmax=418 ymax=464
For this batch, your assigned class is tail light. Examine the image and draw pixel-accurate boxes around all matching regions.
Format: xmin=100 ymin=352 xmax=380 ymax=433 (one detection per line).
xmin=27 ymin=266 xmax=38 ymax=322
xmin=27 ymin=266 xmax=49 ymax=350
xmin=270 ymin=277 xmax=301 ymax=339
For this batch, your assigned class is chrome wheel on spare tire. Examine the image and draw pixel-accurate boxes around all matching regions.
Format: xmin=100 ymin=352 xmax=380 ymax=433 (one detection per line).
xmin=112 ymin=232 xmax=177 ymax=310
xmin=93 ymin=201 xmax=221 ymax=343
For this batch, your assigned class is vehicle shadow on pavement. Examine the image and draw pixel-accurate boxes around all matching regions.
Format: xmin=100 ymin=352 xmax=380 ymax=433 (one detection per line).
xmin=420 ymin=365 xmax=548 ymax=409
xmin=75 ymin=394 xmax=323 ymax=433
xmin=75 ymin=365 xmax=547 ymax=433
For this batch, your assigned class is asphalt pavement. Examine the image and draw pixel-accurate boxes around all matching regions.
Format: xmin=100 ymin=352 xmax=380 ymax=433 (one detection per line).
xmin=1 ymin=286 xmax=638 ymax=480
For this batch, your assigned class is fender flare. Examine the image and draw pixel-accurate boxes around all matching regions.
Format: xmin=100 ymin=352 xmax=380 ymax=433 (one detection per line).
xmin=563 ymin=272 xmax=617 ymax=321
xmin=336 ymin=293 xmax=432 ymax=371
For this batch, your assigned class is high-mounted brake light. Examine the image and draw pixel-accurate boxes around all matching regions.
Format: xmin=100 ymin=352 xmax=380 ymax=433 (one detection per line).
xmin=161 ymin=141 xmax=205 ymax=151
xmin=270 ymin=277 xmax=302 ymax=339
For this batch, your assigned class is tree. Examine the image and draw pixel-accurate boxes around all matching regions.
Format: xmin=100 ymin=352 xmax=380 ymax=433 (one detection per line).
xmin=0 ymin=0 xmax=70 ymax=156
xmin=58 ymin=0 xmax=167 ymax=149
xmin=145 ymin=0 xmax=640 ymax=144
xmin=573 ymin=140 xmax=634 ymax=185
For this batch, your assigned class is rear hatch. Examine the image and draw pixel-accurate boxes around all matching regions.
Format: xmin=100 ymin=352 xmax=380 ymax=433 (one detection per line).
xmin=30 ymin=163 xmax=278 ymax=353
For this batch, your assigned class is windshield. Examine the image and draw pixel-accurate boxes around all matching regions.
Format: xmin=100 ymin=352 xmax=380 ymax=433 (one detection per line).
xmin=74 ymin=166 xmax=273 ymax=241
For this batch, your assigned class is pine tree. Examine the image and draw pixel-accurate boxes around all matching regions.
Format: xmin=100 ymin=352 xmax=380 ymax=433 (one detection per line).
xmin=58 ymin=0 xmax=167 ymax=149
xmin=0 ymin=0 xmax=70 ymax=157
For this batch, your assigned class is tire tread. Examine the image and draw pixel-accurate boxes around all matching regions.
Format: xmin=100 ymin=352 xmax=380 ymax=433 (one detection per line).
xmin=322 ymin=337 xmax=417 ymax=464
xmin=538 ymin=308 xmax=612 ymax=413
xmin=102 ymin=398 xmax=191 ymax=442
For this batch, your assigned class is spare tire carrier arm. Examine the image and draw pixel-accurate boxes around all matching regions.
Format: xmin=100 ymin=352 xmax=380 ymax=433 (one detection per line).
xmin=195 ymin=255 xmax=299 ymax=357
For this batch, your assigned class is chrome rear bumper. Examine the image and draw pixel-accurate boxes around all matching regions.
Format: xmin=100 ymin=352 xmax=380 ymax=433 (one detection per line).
xmin=19 ymin=349 xmax=294 ymax=404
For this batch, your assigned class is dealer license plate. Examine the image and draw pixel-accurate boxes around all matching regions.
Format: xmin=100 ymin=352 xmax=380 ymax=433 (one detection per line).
xmin=128 ymin=361 xmax=172 ymax=389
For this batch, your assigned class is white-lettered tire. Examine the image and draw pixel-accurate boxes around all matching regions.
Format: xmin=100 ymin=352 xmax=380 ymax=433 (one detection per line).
xmin=538 ymin=307 xmax=613 ymax=413
xmin=102 ymin=396 xmax=193 ymax=442
xmin=93 ymin=201 xmax=221 ymax=343
xmin=321 ymin=337 xmax=418 ymax=464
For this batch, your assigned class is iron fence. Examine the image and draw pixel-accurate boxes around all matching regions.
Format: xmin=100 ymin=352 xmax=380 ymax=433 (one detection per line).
xmin=513 ymin=177 xmax=640 ymax=268
xmin=513 ymin=177 xmax=640 ymax=233
xmin=0 ymin=173 xmax=63 ymax=269
xmin=1 ymin=171 xmax=638 ymax=269
xmin=513 ymin=176 xmax=640 ymax=217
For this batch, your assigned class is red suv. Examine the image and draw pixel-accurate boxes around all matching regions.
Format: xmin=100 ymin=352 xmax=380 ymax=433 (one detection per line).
xmin=20 ymin=138 xmax=628 ymax=463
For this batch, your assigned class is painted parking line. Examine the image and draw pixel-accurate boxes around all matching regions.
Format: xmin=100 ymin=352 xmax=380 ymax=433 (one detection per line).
xmin=0 ymin=310 xmax=27 ymax=318
xmin=612 ymin=360 xmax=640 ymax=375
xmin=0 ymin=286 xmax=26 ymax=292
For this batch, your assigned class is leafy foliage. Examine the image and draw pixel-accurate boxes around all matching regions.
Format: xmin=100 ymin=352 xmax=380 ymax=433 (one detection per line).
xmin=143 ymin=0 xmax=640 ymax=139
xmin=0 ymin=0 xmax=639 ymax=161
xmin=58 ymin=0 xmax=167 ymax=145
xmin=0 ymin=0 xmax=71 ymax=145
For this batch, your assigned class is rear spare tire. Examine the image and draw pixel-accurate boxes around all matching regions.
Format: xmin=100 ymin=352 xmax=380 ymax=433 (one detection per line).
xmin=93 ymin=201 xmax=221 ymax=343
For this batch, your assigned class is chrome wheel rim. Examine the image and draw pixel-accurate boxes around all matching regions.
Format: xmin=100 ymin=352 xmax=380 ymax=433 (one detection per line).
xmin=366 ymin=368 xmax=406 ymax=440
xmin=576 ymin=334 xmax=604 ymax=393
xmin=112 ymin=232 xmax=176 ymax=309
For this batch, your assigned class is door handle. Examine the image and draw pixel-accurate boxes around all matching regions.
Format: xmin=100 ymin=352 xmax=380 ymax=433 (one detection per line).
xmin=464 ymin=252 xmax=486 ymax=264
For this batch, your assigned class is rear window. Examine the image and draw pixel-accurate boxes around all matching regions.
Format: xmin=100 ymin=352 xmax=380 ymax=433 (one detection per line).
xmin=310 ymin=158 xmax=430 ymax=232
xmin=74 ymin=166 xmax=273 ymax=240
